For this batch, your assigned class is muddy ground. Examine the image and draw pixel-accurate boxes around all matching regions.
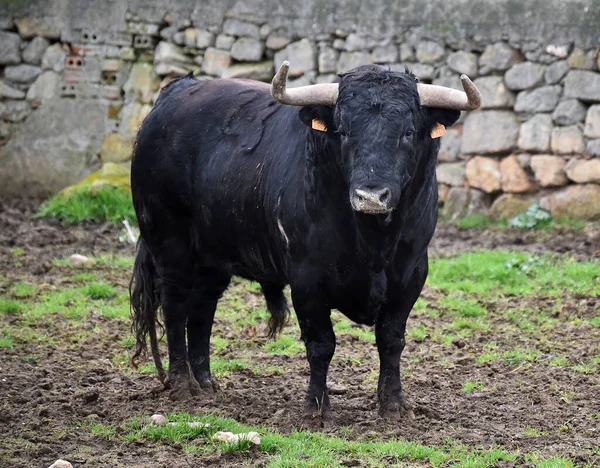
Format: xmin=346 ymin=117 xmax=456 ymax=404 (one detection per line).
xmin=0 ymin=200 xmax=599 ymax=467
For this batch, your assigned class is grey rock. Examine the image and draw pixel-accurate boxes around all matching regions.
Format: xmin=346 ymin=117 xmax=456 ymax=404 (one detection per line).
xmin=438 ymin=126 xmax=462 ymax=161
xmin=195 ymin=29 xmax=215 ymax=49
xmin=265 ymin=34 xmax=290 ymax=51
xmin=544 ymin=60 xmax=569 ymax=84
xmin=0 ymin=81 xmax=26 ymax=99
xmin=416 ymin=41 xmax=444 ymax=63
xmin=0 ymin=99 xmax=108 ymax=197
xmin=259 ymin=24 xmax=272 ymax=39
xmin=0 ymin=15 xmax=13 ymax=30
xmin=0 ymin=121 xmax=11 ymax=140
xmin=154 ymin=62 xmax=190 ymax=77
xmin=1 ymin=100 xmax=32 ymax=122
xmin=479 ymin=42 xmax=522 ymax=74
xmin=546 ymin=44 xmax=571 ymax=59
xmin=222 ymin=19 xmax=260 ymax=39
xmin=345 ymin=33 xmax=376 ymax=52
xmin=436 ymin=162 xmax=466 ymax=186
xmin=473 ymin=76 xmax=515 ymax=109
xmin=216 ymin=34 xmax=235 ymax=50
xmin=467 ymin=189 xmax=492 ymax=215
xmin=514 ymin=86 xmax=561 ymax=113
xmin=332 ymin=39 xmax=346 ymax=51
xmin=399 ymin=43 xmax=415 ymax=62
xmin=41 ymin=43 xmax=66 ymax=73
xmin=551 ymin=125 xmax=585 ymax=154
xmin=172 ymin=31 xmax=185 ymax=45
xmin=504 ymin=62 xmax=546 ymax=90
xmin=274 ymin=39 xmax=317 ymax=77
xmin=154 ymin=41 xmax=191 ymax=65
xmin=552 ymin=99 xmax=587 ymax=126
xmin=230 ymin=38 xmax=264 ymax=62
xmin=393 ymin=63 xmax=434 ymax=80
xmin=337 ymin=52 xmax=372 ymax=73
xmin=221 ymin=61 xmax=274 ymax=81
xmin=446 ymin=51 xmax=478 ymax=77
xmin=432 ymin=75 xmax=462 ymax=91
xmin=0 ymin=31 xmax=21 ymax=65
xmin=584 ymin=104 xmax=600 ymax=138
xmin=201 ymin=48 xmax=231 ymax=77
xmin=4 ymin=64 xmax=42 ymax=85
xmin=318 ymin=47 xmax=338 ymax=74
xmin=587 ymin=139 xmax=600 ymax=156
xmin=567 ymin=48 xmax=597 ymax=70
xmin=518 ymin=114 xmax=552 ymax=152
xmin=443 ymin=187 xmax=490 ymax=218
xmin=372 ymin=45 xmax=398 ymax=64
xmin=315 ymin=74 xmax=337 ymax=84
xmin=462 ymin=111 xmax=520 ymax=154
xmin=564 ymin=70 xmax=600 ymax=102
xmin=22 ymin=36 xmax=50 ymax=65
xmin=287 ymin=71 xmax=316 ymax=87
xmin=26 ymin=71 xmax=59 ymax=107
xmin=14 ymin=16 xmax=62 ymax=40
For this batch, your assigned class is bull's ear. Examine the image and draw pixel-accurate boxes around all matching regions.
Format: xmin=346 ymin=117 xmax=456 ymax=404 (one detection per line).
xmin=298 ymin=105 xmax=335 ymax=133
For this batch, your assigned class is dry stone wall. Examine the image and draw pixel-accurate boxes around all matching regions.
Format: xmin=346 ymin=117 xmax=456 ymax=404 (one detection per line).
xmin=0 ymin=0 xmax=599 ymax=219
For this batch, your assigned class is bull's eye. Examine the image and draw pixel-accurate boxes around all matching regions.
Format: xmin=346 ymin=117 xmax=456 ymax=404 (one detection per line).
xmin=404 ymin=129 xmax=415 ymax=139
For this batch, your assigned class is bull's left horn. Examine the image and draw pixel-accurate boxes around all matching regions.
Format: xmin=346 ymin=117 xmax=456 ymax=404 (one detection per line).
xmin=417 ymin=75 xmax=482 ymax=111
xmin=271 ymin=61 xmax=339 ymax=106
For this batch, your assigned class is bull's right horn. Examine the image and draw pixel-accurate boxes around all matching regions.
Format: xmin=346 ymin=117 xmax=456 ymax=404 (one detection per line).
xmin=417 ymin=75 xmax=482 ymax=111
xmin=271 ymin=61 xmax=339 ymax=106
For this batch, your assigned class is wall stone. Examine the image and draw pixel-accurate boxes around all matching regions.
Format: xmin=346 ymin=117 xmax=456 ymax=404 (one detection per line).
xmin=462 ymin=111 xmax=519 ymax=154
xmin=530 ymin=155 xmax=568 ymax=187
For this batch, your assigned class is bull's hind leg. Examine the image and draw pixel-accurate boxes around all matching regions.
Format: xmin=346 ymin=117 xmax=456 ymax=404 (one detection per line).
xmin=186 ymin=268 xmax=231 ymax=391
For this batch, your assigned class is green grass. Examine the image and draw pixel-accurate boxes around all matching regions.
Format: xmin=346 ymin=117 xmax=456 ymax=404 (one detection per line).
xmin=10 ymin=282 xmax=36 ymax=298
xmin=0 ymin=332 xmax=13 ymax=348
xmin=444 ymin=213 xmax=590 ymax=231
xmin=0 ymin=298 xmax=23 ymax=314
xmin=462 ymin=380 xmax=485 ymax=392
xmin=36 ymin=184 xmax=136 ymax=225
xmin=263 ymin=335 xmax=304 ymax=355
xmin=80 ymin=282 xmax=116 ymax=300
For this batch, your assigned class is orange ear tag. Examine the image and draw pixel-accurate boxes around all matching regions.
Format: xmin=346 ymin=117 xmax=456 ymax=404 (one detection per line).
xmin=311 ymin=119 xmax=327 ymax=132
xmin=430 ymin=122 xmax=446 ymax=139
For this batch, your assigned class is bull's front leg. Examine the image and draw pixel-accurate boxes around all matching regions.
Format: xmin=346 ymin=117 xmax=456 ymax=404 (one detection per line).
xmin=375 ymin=257 xmax=428 ymax=419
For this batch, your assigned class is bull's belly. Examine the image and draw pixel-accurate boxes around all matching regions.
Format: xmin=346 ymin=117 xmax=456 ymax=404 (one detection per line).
xmin=329 ymin=284 xmax=376 ymax=326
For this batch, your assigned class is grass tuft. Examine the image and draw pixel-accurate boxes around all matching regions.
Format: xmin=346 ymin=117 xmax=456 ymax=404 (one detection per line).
xmin=0 ymin=299 xmax=23 ymax=314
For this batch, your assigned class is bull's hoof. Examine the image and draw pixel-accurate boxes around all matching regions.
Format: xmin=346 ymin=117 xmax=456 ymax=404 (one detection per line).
xmin=378 ymin=402 xmax=415 ymax=421
xmin=166 ymin=376 xmax=201 ymax=401
xmin=301 ymin=409 xmax=333 ymax=430
xmin=197 ymin=376 xmax=220 ymax=392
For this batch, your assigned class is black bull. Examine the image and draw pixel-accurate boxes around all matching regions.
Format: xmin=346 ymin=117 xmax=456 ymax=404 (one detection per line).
xmin=130 ymin=65 xmax=468 ymax=423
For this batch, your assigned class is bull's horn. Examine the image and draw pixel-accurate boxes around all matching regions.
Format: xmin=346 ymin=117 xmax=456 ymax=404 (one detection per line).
xmin=417 ymin=75 xmax=482 ymax=111
xmin=271 ymin=61 xmax=339 ymax=106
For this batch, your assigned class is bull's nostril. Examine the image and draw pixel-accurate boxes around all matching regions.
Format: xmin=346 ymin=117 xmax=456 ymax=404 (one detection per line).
xmin=377 ymin=188 xmax=392 ymax=205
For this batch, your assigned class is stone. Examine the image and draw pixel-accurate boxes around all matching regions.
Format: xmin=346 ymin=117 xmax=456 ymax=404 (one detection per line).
xmin=154 ymin=62 xmax=190 ymax=77
xmin=551 ymin=126 xmax=585 ymax=154
xmin=0 ymin=81 xmax=26 ymax=99
xmin=216 ymin=34 xmax=235 ymax=50
xmin=490 ymin=194 xmax=534 ymax=219
xmin=514 ymin=86 xmax=561 ymax=113
xmin=318 ymin=47 xmax=338 ymax=74
xmin=546 ymin=44 xmax=570 ymax=59
xmin=399 ymin=43 xmax=415 ymax=62
xmin=446 ymin=51 xmax=478 ymax=77
xmin=504 ymin=62 xmax=546 ymax=90
xmin=119 ymin=102 xmax=151 ymax=136
xmin=172 ymin=31 xmax=185 ymax=45
xmin=443 ymin=187 xmax=469 ymax=219
xmin=202 ymin=48 xmax=232 ymax=77
xmin=315 ymin=74 xmax=337 ymax=84
xmin=479 ymin=42 xmax=522 ymax=74
xmin=266 ymin=34 xmax=289 ymax=51
xmin=230 ymin=37 xmax=264 ymax=62
xmin=473 ymin=76 xmax=515 ymax=109
xmin=344 ymin=33 xmax=376 ymax=52
xmin=518 ymin=114 xmax=552 ymax=152
xmin=466 ymin=156 xmax=502 ymax=193
xmin=500 ymin=155 xmax=534 ymax=193
xmin=564 ymin=158 xmax=600 ymax=183
xmin=438 ymin=183 xmax=450 ymax=203
xmin=221 ymin=62 xmax=274 ymax=81
xmin=530 ymin=155 xmax=568 ymax=187
xmin=0 ymin=99 xmax=108 ymax=197
xmin=584 ymin=105 xmax=600 ymax=138
xmin=545 ymin=184 xmax=600 ymax=220
xmin=436 ymin=162 xmax=465 ymax=186
xmin=26 ymin=71 xmax=59 ymax=108
xmin=14 ymin=16 xmax=61 ymax=39
xmin=41 ymin=43 xmax=67 ymax=73
xmin=587 ymin=139 xmax=600 ymax=156
xmin=564 ymin=70 xmax=600 ymax=102
xmin=4 ymin=64 xmax=42 ymax=86
xmin=416 ymin=41 xmax=444 ymax=63
xmin=196 ymin=29 xmax=215 ymax=49
xmin=332 ymin=39 xmax=345 ymax=50
xmin=123 ymin=63 xmax=160 ymax=104
xmin=0 ymin=100 xmax=31 ymax=122
xmin=467 ymin=189 xmax=492 ymax=215
xmin=48 ymin=460 xmax=73 ymax=468
xmin=100 ymin=133 xmax=134 ymax=162
xmin=372 ymin=45 xmax=398 ymax=64
xmin=259 ymin=24 xmax=272 ymax=39
xmin=517 ymin=153 xmax=531 ymax=169
xmin=154 ymin=41 xmax=191 ymax=66
xmin=287 ymin=71 xmax=316 ymax=87
xmin=222 ymin=18 xmax=260 ymax=38
xmin=22 ymin=36 xmax=50 ymax=65
xmin=462 ymin=111 xmax=520 ymax=154
xmin=567 ymin=48 xmax=596 ymax=70
xmin=0 ymin=32 xmax=21 ymax=65
xmin=406 ymin=63 xmax=435 ymax=81
xmin=438 ymin=126 xmax=462 ymax=162
xmin=337 ymin=52 xmax=373 ymax=74
xmin=544 ymin=60 xmax=570 ymax=84
xmin=274 ymin=39 xmax=317 ymax=78
xmin=552 ymin=100 xmax=587 ymax=126
xmin=432 ymin=75 xmax=462 ymax=91
xmin=60 ymin=162 xmax=131 ymax=197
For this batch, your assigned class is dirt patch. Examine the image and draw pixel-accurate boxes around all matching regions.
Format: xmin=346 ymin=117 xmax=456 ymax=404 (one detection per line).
xmin=1 ymin=201 xmax=599 ymax=467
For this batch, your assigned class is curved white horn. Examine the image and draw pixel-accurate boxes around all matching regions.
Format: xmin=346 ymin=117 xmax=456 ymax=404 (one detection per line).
xmin=417 ymin=75 xmax=482 ymax=110
xmin=271 ymin=61 xmax=338 ymax=106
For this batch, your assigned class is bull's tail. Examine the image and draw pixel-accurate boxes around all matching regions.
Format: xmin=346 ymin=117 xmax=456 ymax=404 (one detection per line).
xmin=129 ymin=238 xmax=166 ymax=384
xmin=262 ymin=283 xmax=290 ymax=339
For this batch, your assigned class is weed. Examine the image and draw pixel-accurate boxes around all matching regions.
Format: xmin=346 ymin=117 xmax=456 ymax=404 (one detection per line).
xmin=0 ymin=333 xmax=13 ymax=348
xmin=462 ymin=380 xmax=485 ymax=392
xmin=264 ymin=335 xmax=304 ymax=355
xmin=0 ymin=299 xmax=23 ymax=314
xmin=80 ymin=283 xmax=116 ymax=300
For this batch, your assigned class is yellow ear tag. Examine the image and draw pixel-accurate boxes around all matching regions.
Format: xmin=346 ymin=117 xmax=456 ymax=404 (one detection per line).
xmin=311 ymin=119 xmax=327 ymax=132
xmin=431 ymin=122 xmax=446 ymax=139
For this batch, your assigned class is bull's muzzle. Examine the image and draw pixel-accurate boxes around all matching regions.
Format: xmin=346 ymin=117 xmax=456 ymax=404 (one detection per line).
xmin=351 ymin=187 xmax=393 ymax=214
